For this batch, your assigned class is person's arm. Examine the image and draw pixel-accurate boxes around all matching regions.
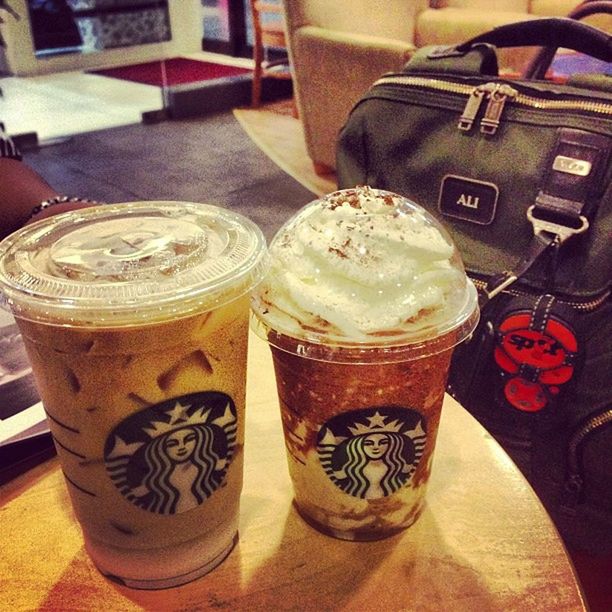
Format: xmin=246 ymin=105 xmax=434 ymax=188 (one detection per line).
xmin=0 ymin=129 xmax=98 ymax=240
xmin=0 ymin=157 xmax=60 ymax=238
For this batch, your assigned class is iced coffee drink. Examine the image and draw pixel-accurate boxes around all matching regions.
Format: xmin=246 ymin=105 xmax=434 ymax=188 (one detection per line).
xmin=0 ymin=202 xmax=267 ymax=588
xmin=251 ymin=187 xmax=478 ymax=540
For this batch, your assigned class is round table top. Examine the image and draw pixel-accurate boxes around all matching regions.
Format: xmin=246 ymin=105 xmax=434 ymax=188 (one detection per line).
xmin=0 ymin=333 xmax=585 ymax=611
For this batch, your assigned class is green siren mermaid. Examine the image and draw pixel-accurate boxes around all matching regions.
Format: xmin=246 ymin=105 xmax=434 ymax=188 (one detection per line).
xmin=104 ymin=392 xmax=237 ymax=515
xmin=317 ymin=407 xmax=426 ymax=499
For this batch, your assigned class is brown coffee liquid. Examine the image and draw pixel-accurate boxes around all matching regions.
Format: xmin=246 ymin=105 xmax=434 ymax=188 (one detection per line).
xmin=17 ymin=294 xmax=249 ymax=555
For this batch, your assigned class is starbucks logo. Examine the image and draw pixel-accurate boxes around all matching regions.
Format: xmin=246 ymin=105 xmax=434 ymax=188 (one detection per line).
xmin=104 ymin=391 xmax=237 ymax=515
xmin=317 ymin=407 xmax=426 ymax=500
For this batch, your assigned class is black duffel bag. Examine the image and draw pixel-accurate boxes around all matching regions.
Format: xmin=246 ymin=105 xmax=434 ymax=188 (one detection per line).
xmin=336 ymin=17 xmax=612 ymax=554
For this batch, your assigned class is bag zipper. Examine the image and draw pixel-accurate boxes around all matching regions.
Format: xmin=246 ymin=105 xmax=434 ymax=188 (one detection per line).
xmin=470 ymin=276 xmax=609 ymax=312
xmin=373 ymin=75 xmax=612 ymax=135
xmin=561 ymin=408 xmax=612 ymax=515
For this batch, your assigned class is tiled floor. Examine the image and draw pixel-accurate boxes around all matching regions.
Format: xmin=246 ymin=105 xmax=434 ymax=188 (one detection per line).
xmin=0 ymin=71 xmax=163 ymax=142
xmin=0 ymin=52 xmax=252 ymax=143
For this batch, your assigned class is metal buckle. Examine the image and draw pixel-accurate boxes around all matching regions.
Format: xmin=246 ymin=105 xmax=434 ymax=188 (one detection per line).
xmin=485 ymin=272 xmax=518 ymax=301
xmin=527 ymin=205 xmax=589 ymax=245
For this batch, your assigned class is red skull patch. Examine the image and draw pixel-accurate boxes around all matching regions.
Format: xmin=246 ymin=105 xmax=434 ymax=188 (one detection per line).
xmin=494 ymin=296 xmax=579 ymax=412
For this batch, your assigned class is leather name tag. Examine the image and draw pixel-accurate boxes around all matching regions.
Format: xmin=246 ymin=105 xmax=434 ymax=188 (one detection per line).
xmin=438 ymin=174 xmax=499 ymax=225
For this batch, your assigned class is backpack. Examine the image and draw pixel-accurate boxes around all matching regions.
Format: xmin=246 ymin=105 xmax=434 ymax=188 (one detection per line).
xmin=336 ymin=18 xmax=612 ymax=553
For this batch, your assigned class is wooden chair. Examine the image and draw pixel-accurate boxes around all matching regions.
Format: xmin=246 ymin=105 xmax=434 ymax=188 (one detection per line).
xmin=249 ymin=0 xmax=293 ymax=108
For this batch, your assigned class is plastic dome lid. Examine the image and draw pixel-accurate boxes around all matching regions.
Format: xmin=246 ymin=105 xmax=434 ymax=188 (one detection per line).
xmin=251 ymin=187 xmax=479 ymax=362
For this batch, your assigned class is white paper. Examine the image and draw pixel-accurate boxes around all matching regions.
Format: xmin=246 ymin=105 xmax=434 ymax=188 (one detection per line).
xmin=0 ymin=310 xmax=49 ymax=446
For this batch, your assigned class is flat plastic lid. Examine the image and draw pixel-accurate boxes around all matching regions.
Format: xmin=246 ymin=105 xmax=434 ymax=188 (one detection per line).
xmin=251 ymin=187 xmax=479 ymax=362
xmin=0 ymin=201 xmax=268 ymax=326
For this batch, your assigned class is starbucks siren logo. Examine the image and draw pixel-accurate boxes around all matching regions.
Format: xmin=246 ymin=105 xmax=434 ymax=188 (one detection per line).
xmin=104 ymin=391 xmax=237 ymax=515
xmin=317 ymin=406 xmax=427 ymax=499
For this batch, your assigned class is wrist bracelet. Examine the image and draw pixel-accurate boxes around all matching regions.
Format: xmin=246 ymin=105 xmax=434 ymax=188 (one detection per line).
xmin=29 ymin=196 xmax=98 ymax=220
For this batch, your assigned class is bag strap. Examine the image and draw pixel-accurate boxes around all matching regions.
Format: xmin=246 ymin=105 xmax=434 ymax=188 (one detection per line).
xmin=429 ymin=18 xmax=612 ymax=66
xmin=481 ymin=128 xmax=611 ymax=306
xmin=523 ymin=1 xmax=612 ymax=80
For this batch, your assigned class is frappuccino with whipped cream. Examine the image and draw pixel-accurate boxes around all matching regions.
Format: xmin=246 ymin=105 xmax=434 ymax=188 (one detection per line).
xmin=252 ymin=187 xmax=478 ymax=540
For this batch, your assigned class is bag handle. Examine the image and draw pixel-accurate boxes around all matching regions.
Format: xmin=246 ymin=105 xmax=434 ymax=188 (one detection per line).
xmin=453 ymin=18 xmax=612 ymax=64
xmin=524 ymin=1 xmax=612 ymax=79
xmin=481 ymin=128 xmax=610 ymax=306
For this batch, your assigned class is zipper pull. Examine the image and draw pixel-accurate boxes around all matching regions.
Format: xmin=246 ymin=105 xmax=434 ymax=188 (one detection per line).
xmin=458 ymin=85 xmax=488 ymax=131
xmin=561 ymin=409 xmax=612 ymax=515
xmin=480 ymin=84 xmax=517 ymax=135
xmin=560 ymin=473 xmax=583 ymax=516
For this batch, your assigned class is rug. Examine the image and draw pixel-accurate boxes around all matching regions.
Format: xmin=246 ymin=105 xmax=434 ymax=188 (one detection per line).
xmin=89 ymin=58 xmax=252 ymax=87
xmin=23 ymin=110 xmax=316 ymax=241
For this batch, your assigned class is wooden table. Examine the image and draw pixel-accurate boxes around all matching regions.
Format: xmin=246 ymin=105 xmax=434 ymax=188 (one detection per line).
xmin=0 ymin=333 xmax=586 ymax=611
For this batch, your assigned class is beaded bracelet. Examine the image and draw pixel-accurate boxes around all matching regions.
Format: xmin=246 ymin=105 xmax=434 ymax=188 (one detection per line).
xmin=28 ymin=196 xmax=98 ymax=220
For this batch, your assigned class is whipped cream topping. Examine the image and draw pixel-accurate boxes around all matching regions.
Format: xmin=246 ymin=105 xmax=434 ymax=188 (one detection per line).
xmin=254 ymin=187 xmax=475 ymax=345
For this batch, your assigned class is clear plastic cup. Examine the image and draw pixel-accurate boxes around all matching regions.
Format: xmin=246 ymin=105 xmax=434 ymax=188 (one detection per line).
xmin=251 ymin=187 xmax=479 ymax=540
xmin=0 ymin=201 xmax=268 ymax=588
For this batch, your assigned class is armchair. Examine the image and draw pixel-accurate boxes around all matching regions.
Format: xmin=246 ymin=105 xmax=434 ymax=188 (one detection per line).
xmin=282 ymin=0 xmax=424 ymax=173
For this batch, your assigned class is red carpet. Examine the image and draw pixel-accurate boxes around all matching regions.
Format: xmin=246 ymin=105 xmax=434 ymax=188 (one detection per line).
xmin=89 ymin=58 xmax=252 ymax=87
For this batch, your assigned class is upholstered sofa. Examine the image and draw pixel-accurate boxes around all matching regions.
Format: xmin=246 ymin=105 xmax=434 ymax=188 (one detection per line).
xmin=282 ymin=0 xmax=611 ymax=172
